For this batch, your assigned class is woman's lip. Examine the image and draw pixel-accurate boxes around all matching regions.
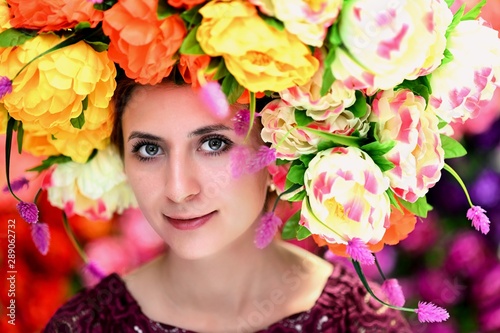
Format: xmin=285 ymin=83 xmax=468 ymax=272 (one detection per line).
xmin=165 ymin=211 xmax=216 ymax=231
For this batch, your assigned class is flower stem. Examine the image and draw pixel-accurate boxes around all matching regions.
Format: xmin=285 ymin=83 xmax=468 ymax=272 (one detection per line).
xmin=443 ymin=163 xmax=473 ymax=207
xmin=5 ymin=117 xmax=22 ymax=202
xmin=374 ymin=254 xmax=387 ymax=280
xmin=245 ymin=92 xmax=256 ymax=142
xmin=62 ymin=212 xmax=88 ymax=263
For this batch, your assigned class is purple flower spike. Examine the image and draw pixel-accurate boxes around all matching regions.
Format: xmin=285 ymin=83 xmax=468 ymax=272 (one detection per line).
xmin=416 ymin=301 xmax=450 ymax=323
xmin=382 ymin=278 xmax=406 ymax=307
xmin=346 ymin=238 xmax=374 ymax=265
xmin=248 ymin=146 xmax=277 ymax=173
xmin=232 ymin=109 xmax=250 ymax=136
xmin=0 ymin=76 xmax=12 ymax=99
xmin=16 ymin=201 xmax=39 ymax=224
xmin=255 ymin=212 xmax=283 ymax=249
xmin=83 ymin=261 xmax=106 ymax=280
xmin=87 ymin=0 xmax=103 ymax=4
xmin=3 ymin=176 xmax=30 ymax=193
xmin=30 ymin=222 xmax=50 ymax=255
xmin=230 ymin=146 xmax=251 ymax=178
xmin=467 ymin=206 xmax=490 ymax=234
xmin=199 ymin=81 xmax=229 ymax=119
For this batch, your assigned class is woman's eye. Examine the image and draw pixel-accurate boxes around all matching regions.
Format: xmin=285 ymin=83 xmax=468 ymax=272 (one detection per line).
xmin=201 ymin=138 xmax=226 ymax=152
xmin=138 ymin=144 xmax=162 ymax=157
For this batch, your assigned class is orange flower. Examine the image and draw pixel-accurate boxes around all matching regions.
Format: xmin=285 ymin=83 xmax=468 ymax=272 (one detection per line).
xmin=313 ymin=205 xmax=416 ymax=257
xmin=6 ymin=0 xmax=103 ymax=31
xmin=168 ymin=0 xmax=207 ymax=9
xmin=103 ymin=0 xmax=187 ymax=85
xmin=178 ymin=54 xmax=212 ymax=88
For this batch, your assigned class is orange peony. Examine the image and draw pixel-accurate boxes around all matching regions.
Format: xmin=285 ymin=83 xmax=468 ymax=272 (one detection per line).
xmin=178 ymin=54 xmax=212 ymax=88
xmin=103 ymin=0 xmax=187 ymax=85
xmin=6 ymin=0 xmax=103 ymax=31
xmin=168 ymin=0 xmax=207 ymax=9
xmin=313 ymin=205 xmax=417 ymax=257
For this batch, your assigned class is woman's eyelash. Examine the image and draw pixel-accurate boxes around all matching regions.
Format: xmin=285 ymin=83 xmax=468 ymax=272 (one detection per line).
xmin=199 ymin=134 xmax=233 ymax=156
xmin=131 ymin=140 xmax=160 ymax=162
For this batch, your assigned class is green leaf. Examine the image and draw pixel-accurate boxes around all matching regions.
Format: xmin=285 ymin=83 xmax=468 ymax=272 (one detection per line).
xmin=399 ymin=196 xmax=432 ymax=218
xmin=70 ymin=109 xmax=86 ymax=129
xmin=81 ymin=96 xmax=89 ymax=112
xmin=440 ymin=135 xmax=467 ymax=159
xmin=299 ymin=154 xmax=315 ymax=167
xmin=75 ymin=22 xmax=91 ymax=31
xmin=85 ymin=41 xmax=109 ymax=52
xmin=287 ymin=190 xmax=307 ymax=202
xmin=462 ymin=0 xmax=486 ymax=20
xmin=327 ymin=22 xmax=342 ymax=47
xmin=221 ymin=74 xmax=244 ymax=105
xmin=16 ymin=122 xmax=24 ymax=154
xmin=320 ymin=47 xmax=337 ymax=96
xmin=286 ymin=163 xmax=307 ymax=186
xmin=395 ymin=77 xmax=431 ymax=105
xmin=27 ymin=155 xmax=73 ymax=172
xmin=317 ymin=140 xmax=337 ymax=151
xmin=446 ymin=5 xmax=465 ymax=37
xmin=275 ymin=158 xmax=289 ymax=166
xmin=351 ymin=261 xmax=391 ymax=308
xmin=5 ymin=118 xmax=22 ymax=201
xmin=157 ymin=1 xmax=177 ymax=20
xmin=0 ymin=28 xmax=37 ymax=47
xmin=297 ymin=226 xmax=312 ymax=240
xmin=347 ymin=90 xmax=368 ymax=118
xmin=386 ymin=189 xmax=403 ymax=213
xmin=370 ymin=155 xmax=394 ymax=172
xmin=294 ymin=109 xmax=314 ymax=126
xmin=437 ymin=120 xmax=448 ymax=129
xmin=179 ymin=25 xmax=205 ymax=55
xmin=441 ymin=48 xmax=454 ymax=66
xmin=180 ymin=4 xmax=203 ymax=26
xmin=93 ymin=0 xmax=117 ymax=11
xmin=298 ymin=127 xmax=364 ymax=147
xmin=212 ymin=58 xmax=230 ymax=81
xmin=444 ymin=0 xmax=454 ymax=7
xmin=281 ymin=210 xmax=301 ymax=240
xmin=259 ymin=13 xmax=285 ymax=31
xmin=361 ymin=140 xmax=395 ymax=157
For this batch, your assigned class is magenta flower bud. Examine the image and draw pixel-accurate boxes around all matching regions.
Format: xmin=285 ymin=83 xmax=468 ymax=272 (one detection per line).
xmin=346 ymin=238 xmax=374 ymax=265
xmin=199 ymin=81 xmax=229 ymax=119
xmin=466 ymin=205 xmax=490 ymax=234
xmin=254 ymin=212 xmax=283 ymax=249
xmin=232 ymin=109 xmax=250 ymax=136
xmin=30 ymin=222 xmax=50 ymax=255
xmin=248 ymin=146 xmax=277 ymax=173
xmin=382 ymin=278 xmax=406 ymax=307
xmin=0 ymin=76 xmax=12 ymax=99
xmin=416 ymin=301 xmax=450 ymax=323
xmin=16 ymin=201 xmax=39 ymax=224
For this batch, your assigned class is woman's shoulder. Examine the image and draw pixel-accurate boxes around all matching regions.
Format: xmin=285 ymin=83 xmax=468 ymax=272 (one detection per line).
xmin=41 ymin=273 xmax=147 ymax=332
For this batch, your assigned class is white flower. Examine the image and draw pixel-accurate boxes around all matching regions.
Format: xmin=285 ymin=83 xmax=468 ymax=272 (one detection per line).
xmin=429 ymin=19 xmax=500 ymax=122
xmin=332 ymin=0 xmax=442 ymax=90
xmin=44 ymin=145 xmax=137 ymax=220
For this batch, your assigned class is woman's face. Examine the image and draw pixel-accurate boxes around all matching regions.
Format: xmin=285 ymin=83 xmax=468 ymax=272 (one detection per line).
xmin=122 ymin=84 xmax=269 ymax=260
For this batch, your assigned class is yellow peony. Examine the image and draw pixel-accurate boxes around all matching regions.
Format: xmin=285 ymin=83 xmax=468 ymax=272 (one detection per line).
xmin=0 ymin=34 xmax=116 ymax=162
xmin=0 ymin=0 xmax=10 ymax=33
xmin=0 ymin=103 xmax=7 ymax=134
xmin=197 ymin=0 xmax=318 ymax=92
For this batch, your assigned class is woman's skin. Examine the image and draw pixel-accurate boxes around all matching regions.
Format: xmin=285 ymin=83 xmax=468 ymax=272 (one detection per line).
xmin=120 ymin=83 xmax=333 ymax=333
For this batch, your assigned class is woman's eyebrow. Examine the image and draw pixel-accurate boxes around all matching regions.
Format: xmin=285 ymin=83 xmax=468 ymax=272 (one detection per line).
xmin=188 ymin=124 xmax=232 ymax=138
xmin=127 ymin=131 xmax=164 ymax=142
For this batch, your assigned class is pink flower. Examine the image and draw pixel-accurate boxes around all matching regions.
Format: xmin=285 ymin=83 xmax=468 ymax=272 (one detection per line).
xmin=16 ymin=201 xmax=39 ymax=224
xmin=230 ymin=146 xmax=252 ymax=178
xmin=346 ymin=238 xmax=374 ymax=265
xmin=87 ymin=0 xmax=103 ymax=3
xmin=199 ymin=81 xmax=229 ymax=119
xmin=30 ymin=222 xmax=50 ymax=255
xmin=2 ymin=176 xmax=30 ymax=193
xmin=382 ymin=278 xmax=406 ymax=307
xmin=466 ymin=206 xmax=490 ymax=234
xmin=416 ymin=301 xmax=450 ymax=323
xmin=0 ymin=76 xmax=12 ymax=98
xmin=248 ymin=146 xmax=277 ymax=173
xmin=232 ymin=109 xmax=250 ymax=136
xmin=255 ymin=212 xmax=283 ymax=249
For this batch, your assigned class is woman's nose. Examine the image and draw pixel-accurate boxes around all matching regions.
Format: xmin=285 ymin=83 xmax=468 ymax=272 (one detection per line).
xmin=164 ymin=153 xmax=201 ymax=203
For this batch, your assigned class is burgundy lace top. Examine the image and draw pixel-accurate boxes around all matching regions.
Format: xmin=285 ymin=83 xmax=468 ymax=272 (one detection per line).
xmin=43 ymin=264 xmax=412 ymax=333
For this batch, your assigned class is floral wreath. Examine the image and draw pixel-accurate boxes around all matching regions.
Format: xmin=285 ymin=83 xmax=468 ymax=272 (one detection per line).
xmin=1 ymin=0 xmax=499 ymax=324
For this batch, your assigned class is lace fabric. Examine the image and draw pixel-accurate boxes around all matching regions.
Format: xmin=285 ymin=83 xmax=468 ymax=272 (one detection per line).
xmin=42 ymin=264 xmax=412 ymax=333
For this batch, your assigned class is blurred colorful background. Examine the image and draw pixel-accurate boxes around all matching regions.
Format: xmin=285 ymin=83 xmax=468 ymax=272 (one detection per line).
xmin=1 ymin=0 xmax=500 ymax=332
